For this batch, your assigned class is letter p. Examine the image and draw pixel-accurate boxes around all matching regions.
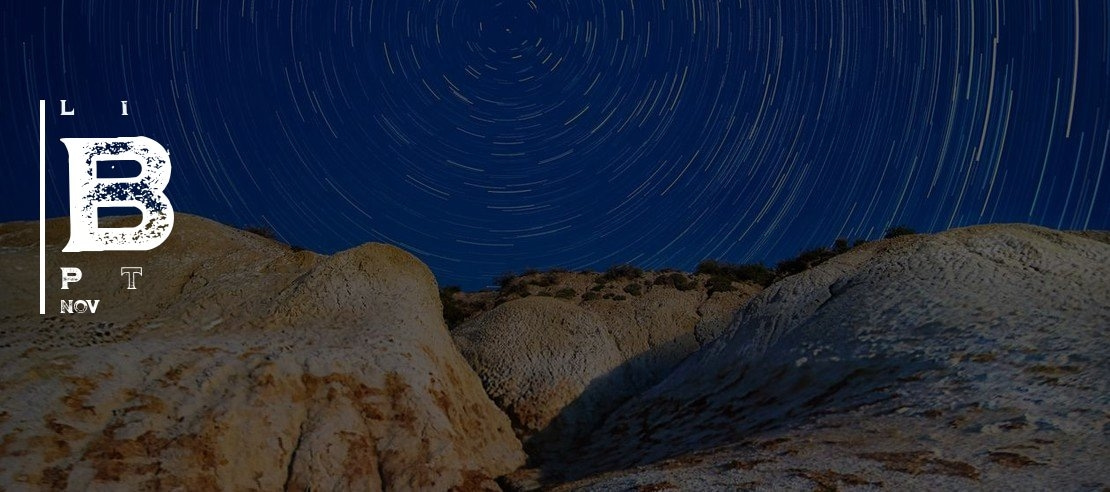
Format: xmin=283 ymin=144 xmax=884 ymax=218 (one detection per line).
xmin=60 ymin=267 xmax=82 ymax=290
xmin=60 ymin=137 xmax=174 ymax=252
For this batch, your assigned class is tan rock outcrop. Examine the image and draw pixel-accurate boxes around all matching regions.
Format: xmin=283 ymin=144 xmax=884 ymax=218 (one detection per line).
xmin=0 ymin=214 xmax=524 ymax=490
xmin=552 ymin=224 xmax=1110 ymax=489
xmin=453 ymin=297 xmax=626 ymax=458
xmin=452 ymin=273 xmax=759 ymax=462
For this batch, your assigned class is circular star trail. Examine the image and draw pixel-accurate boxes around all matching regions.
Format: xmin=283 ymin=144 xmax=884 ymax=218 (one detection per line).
xmin=3 ymin=1 xmax=1108 ymax=288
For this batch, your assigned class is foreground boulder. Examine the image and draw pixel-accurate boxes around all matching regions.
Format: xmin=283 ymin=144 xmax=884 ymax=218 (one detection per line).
xmin=0 ymin=215 xmax=524 ymax=490
xmin=546 ymin=225 xmax=1109 ymax=489
xmin=453 ymin=297 xmax=626 ymax=459
xmin=452 ymin=272 xmax=759 ymax=461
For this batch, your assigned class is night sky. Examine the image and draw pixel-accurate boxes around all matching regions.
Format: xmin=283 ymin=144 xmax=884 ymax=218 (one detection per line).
xmin=2 ymin=1 xmax=1108 ymax=289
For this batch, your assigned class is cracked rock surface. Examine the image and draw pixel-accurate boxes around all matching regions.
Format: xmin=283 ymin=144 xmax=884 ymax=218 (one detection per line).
xmin=543 ymin=225 xmax=1109 ymax=490
xmin=3 ymin=216 xmax=1105 ymax=491
xmin=0 ymin=214 xmax=523 ymax=490
xmin=451 ymin=273 xmax=758 ymax=461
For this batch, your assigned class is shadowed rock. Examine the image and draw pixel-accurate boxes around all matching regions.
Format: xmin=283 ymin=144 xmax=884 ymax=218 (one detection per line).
xmin=451 ymin=273 xmax=759 ymax=466
xmin=543 ymin=224 xmax=1109 ymax=490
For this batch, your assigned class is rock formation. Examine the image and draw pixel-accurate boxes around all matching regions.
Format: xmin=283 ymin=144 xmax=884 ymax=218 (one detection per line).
xmin=451 ymin=271 xmax=759 ymax=461
xmin=540 ymin=224 xmax=1110 ymax=489
xmin=3 ymin=215 xmax=1106 ymax=491
xmin=452 ymin=297 xmax=626 ymax=460
xmin=0 ymin=215 xmax=524 ymax=490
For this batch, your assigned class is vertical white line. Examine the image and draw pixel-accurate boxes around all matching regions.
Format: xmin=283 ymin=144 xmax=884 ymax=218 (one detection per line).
xmin=39 ymin=99 xmax=46 ymax=315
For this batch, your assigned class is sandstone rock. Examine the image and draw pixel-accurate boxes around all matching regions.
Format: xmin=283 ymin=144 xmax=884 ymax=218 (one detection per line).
xmin=453 ymin=297 xmax=626 ymax=458
xmin=452 ymin=273 xmax=758 ymax=462
xmin=0 ymin=214 xmax=524 ymax=490
xmin=552 ymin=224 xmax=1109 ymax=489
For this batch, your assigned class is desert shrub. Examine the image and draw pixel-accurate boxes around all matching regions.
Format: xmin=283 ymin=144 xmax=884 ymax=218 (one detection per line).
xmin=612 ymin=295 xmax=627 ymax=301
xmin=694 ymin=259 xmax=722 ymax=276
xmin=776 ymin=247 xmax=837 ymax=277
xmin=554 ymin=287 xmax=577 ymax=299
xmin=674 ymin=275 xmax=697 ymax=291
xmin=705 ymin=275 xmax=737 ymax=294
xmin=440 ymin=286 xmax=480 ymax=329
xmin=495 ymin=272 xmax=517 ymax=290
xmin=696 ymin=260 xmax=775 ymax=287
xmin=885 ymin=225 xmax=917 ymax=239
xmin=582 ymin=292 xmax=600 ymax=301
xmin=833 ymin=238 xmax=850 ymax=254
xmin=590 ymin=284 xmax=605 ymax=292
xmin=535 ymin=291 xmax=553 ymax=297
xmin=729 ymin=263 xmax=775 ymax=286
xmin=529 ymin=272 xmax=559 ymax=287
xmin=441 ymin=286 xmax=462 ymax=296
xmin=623 ymin=282 xmax=643 ymax=296
xmin=654 ymin=272 xmax=697 ymax=291
xmin=852 ymin=238 xmax=870 ymax=248
xmin=501 ymin=281 xmax=529 ymax=297
xmin=600 ymin=264 xmax=643 ymax=282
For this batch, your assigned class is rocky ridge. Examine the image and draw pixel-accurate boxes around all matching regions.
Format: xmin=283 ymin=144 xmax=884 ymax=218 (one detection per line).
xmin=0 ymin=215 xmax=523 ymax=490
xmin=540 ymin=224 xmax=1110 ymax=490
xmin=0 ymin=216 xmax=1106 ymax=490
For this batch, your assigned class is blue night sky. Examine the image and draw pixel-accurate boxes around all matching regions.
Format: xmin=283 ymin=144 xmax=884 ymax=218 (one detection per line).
xmin=2 ymin=1 xmax=1108 ymax=289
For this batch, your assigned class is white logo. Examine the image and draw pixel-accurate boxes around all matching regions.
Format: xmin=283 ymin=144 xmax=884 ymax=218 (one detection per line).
xmin=60 ymin=137 xmax=174 ymax=252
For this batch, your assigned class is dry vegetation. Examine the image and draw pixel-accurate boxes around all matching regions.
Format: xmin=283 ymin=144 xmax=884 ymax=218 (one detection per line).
xmin=439 ymin=226 xmax=917 ymax=328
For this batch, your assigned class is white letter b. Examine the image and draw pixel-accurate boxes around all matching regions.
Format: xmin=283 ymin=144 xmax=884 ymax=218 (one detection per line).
xmin=60 ymin=137 xmax=174 ymax=252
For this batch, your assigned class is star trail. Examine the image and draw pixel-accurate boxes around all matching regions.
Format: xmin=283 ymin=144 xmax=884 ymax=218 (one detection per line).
xmin=2 ymin=1 xmax=1108 ymax=289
